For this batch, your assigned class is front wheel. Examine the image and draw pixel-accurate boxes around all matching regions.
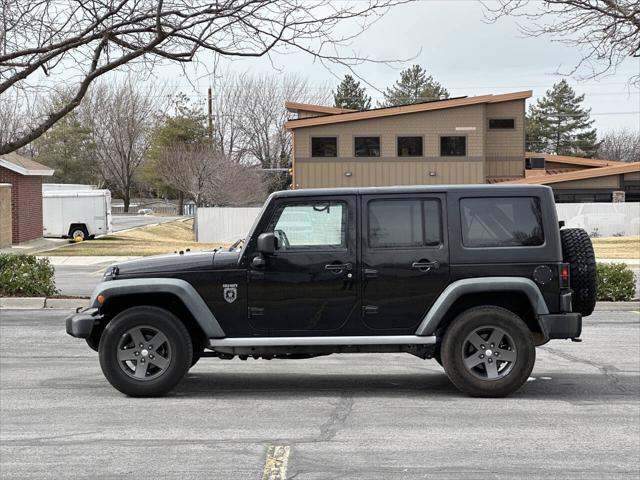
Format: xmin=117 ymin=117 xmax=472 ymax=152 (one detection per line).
xmin=99 ymin=306 xmax=192 ymax=397
xmin=441 ymin=306 xmax=535 ymax=397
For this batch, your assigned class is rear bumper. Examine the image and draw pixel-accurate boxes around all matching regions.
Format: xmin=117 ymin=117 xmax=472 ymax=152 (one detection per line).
xmin=539 ymin=312 xmax=582 ymax=339
xmin=65 ymin=308 xmax=101 ymax=338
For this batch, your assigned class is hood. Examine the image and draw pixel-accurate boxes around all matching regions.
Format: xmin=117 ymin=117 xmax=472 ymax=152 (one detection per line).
xmin=113 ymin=250 xmax=239 ymax=277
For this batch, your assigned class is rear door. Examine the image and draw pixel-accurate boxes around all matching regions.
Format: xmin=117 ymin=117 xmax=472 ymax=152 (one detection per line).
xmin=361 ymin=194 xmax=449 ymax=332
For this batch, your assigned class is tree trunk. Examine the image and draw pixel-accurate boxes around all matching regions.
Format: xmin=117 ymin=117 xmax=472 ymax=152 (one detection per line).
xmin=123 ymin=192 xmax=130 ymax=213
xmin=178 ymin=191 xmax=184 ymax=216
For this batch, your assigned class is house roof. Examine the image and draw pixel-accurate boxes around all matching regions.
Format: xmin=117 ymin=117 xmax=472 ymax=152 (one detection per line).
xmin=284 ymin=90 xmax=533 ymax=129
xmin=526 ymin=152 xmax=626 ymax=168
xmin=0 ymin=152 xmax=54 ymax=176
xmin=502 ymin=162 xmax=640 ymax=185
xmin=285 ymin=102 xmax=355 ymax=115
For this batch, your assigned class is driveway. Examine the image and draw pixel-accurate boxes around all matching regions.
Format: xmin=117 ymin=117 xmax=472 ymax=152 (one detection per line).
xmin=111 ymin=214 xmax=183 ymax=233
xmin=0 ymin=308 xmax=638 ymax=479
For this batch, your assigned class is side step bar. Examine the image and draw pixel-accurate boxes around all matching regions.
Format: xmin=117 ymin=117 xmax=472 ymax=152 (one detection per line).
xmin=208 ymin=335 xmax=437 ymax=348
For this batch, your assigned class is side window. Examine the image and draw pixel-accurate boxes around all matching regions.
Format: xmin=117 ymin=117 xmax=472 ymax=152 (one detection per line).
xmin=311 ymin=137 xmax=337 ymax=157
xmin=368 ymin=199 xmax=442 ymax=249
xmin=460 ymin=197 xmax=544 ymax=248
xmin=440 ymin=136 xmax=466 ymax=157
xmin=269 ymin=202 xmax=346 ymax=250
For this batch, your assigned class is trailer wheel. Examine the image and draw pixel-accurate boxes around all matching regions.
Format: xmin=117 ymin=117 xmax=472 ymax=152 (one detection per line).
xmin=69 ymin=224 xmax=89 ymax=242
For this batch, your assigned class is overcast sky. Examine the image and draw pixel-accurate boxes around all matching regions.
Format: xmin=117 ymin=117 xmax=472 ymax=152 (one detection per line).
xmin=156 ymin=1 xmax=640 ymax=134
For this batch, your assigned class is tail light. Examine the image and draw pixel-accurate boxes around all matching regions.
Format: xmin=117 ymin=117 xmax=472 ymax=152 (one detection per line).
xmin=560 ymin=263 xmax=570 ymax=288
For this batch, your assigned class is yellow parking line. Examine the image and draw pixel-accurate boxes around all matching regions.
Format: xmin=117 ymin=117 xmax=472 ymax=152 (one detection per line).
xmin=261 ymin=445 xmax=290 ymax=480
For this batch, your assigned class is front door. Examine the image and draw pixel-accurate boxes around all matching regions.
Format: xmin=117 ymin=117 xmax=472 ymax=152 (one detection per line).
xmin=247 ymin=196 xmax=358 ymax=334
xmin=361 ymin=194 xmax=449 ymax=332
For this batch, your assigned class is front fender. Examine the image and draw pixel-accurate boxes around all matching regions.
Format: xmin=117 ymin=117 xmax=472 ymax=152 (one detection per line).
xmin=90 ymin=278 xmax=225 ymax=338
xmin=415 ymin=277 xmax=549 ymax=336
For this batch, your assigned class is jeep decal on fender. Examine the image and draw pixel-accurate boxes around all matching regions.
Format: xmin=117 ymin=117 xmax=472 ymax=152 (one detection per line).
xmin=223 ymin=284 xmax=238 ymax=303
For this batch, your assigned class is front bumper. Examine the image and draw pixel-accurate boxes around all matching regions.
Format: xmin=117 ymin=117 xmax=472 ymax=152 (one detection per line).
xmin=65 ymin=308 xmax=101 ymax=338
xmin=539 ymin=312 xmax=582 ymax=340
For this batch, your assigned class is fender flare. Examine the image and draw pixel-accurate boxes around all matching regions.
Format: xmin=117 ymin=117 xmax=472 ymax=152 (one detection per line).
xmin=415 ymin=277 xmax=549 ymax=336
xmin=89 ymin=278 xmax=225 ymax=338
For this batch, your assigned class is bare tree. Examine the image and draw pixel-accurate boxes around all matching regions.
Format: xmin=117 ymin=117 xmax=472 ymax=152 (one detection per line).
xmin=159 ymin=143 xmax=267 ymax=207
xmin=82 ymin=78 xmax=162 ymax=212
xmin=483 ymin=1 xmax=640 ymax=85
xmin=0 ymin=0 xmax=410 ymax=154
xmin=598 ymin=128 xmax=640 ymax=163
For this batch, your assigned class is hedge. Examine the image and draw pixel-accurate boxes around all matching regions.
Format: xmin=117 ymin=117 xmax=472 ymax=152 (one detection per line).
xmin=0 ymin=254 xmax=58 ymax=297
xmin=596 ymin=263 xmax=637 ymax=302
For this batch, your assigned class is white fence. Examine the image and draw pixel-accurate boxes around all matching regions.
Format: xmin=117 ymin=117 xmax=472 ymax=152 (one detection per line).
xmin=197 ymin=207 xmax=262 ymax=243
xmin=556 ymin=203 xmax=640 ymax=237
xmin=196 ymin=202 xmax=640 ymax=243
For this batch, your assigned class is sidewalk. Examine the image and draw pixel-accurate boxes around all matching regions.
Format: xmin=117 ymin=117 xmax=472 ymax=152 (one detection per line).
xmin=44 ymin=256 xmax=141 ymax=266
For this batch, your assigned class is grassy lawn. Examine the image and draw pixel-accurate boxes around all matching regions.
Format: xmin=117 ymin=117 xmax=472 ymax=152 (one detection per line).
xmin=42 ymin=219 xmax=227 ymax=256
xmin=592 ymin=236 xmax=640 ymax=260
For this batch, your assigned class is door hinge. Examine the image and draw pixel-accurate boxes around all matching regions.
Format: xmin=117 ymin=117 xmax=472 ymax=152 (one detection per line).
xmin=248 ymin=307 xmax=264 ymax=318
xmin=362 ymin=305 xmax=379 ymax=316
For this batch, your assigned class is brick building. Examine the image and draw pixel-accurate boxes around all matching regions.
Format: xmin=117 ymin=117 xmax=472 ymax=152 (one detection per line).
xmin=0 ymin=153 xmax=54 ymax=244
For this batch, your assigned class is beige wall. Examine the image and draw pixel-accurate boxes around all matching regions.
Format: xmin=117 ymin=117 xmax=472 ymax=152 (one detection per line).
xmin=624 ymin=171 xmax=640 ymax=181
xmin=552 ymin=175 xmax=621 ymax=189
xmin=0 ymin=183 xmax=11 ymax=247
xmin=545 ymin=161 xmax=589 ymax=172
xmin=485 ymin=100 xmax=525 ymax=178
xmin=295 ymin=158 xmax=484 ymax=188
xmin=293 ymin=104 xmax=494 ymax=188
xmin=294 ymin=104 xmax=486 ymax=159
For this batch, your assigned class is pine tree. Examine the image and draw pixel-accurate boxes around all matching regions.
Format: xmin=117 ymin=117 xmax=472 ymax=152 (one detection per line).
xmin=333 ymin=75 xmax=371 ymax=110
xmin=381 ymin=65 xmax=449 ymax=106
xmin=526 ymin=80 xmax=599 ymax=158
xmin=34 ymin=111 xmax=98 ymax=184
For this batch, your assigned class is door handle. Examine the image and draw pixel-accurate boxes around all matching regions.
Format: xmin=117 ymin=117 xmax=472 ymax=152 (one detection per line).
xmin=411 ymin=260 xmax=439 ymax=272
xmin=325 ymin=263 xmax=352 ymax=273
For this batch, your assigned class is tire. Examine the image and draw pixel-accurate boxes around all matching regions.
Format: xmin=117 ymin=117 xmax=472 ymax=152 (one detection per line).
xmin=190 ymin=334 xmax=207 ymax=368
xmin=560 ymin=228 xmax=597 ymax=317
xmin=69 ymin=226 xmax=89 ymax=242
xmin=98 ymin=306 xmax=192 ymax=397
xmin=441 ymin=306 xmax=535 ymax=398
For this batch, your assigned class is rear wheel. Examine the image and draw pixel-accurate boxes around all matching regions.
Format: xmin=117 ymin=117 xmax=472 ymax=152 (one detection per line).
xmin=69 ymin=225 xmax=89 ymax=242
xmin=99 ymin=306 xmax=192 ymax=397
xmin=441 ymin=306 xmax=535 ymax=397
xmin=560 ymin=228 xmax=597 ymax=317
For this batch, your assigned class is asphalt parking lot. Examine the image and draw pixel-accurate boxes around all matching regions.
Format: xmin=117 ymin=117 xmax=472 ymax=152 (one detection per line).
xmin=111 ymin=214 xmax=183 ymax=232
xmin=1 ymin=308 xmax=639 ymax=479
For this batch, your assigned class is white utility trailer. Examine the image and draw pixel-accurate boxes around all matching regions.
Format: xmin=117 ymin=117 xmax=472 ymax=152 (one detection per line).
xmin=42 ymin=186 xmax=112 ymax=240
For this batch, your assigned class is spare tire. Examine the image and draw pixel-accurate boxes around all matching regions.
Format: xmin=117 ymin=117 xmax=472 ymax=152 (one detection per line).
xmin=560 ymin=228 xmax=597 ymax=317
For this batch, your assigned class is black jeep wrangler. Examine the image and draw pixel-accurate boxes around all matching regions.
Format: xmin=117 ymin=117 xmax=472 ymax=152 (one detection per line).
xmin=66 ymin=185 xmax=596 ymax=397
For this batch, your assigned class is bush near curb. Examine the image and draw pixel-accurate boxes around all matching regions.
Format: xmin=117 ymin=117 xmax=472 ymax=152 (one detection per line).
xmin=0 ymin=254 xmax=58 ymax=297
xmin=596 ymin=263 xmax=636 ymax=302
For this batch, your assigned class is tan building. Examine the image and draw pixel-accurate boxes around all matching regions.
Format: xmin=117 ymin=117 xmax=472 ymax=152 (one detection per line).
xmin=285 ymin=93 xmax=640 ymax=202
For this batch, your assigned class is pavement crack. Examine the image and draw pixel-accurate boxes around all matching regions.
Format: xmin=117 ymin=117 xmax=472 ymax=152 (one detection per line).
xmin=541 ymin=346 xmax=631 ymax=393
xmin=317 ymin=392 xmax=353 ymax=442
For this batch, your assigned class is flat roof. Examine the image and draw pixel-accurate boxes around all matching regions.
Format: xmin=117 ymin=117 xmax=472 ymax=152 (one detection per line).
xmin=504 ymin=162 xmax=640 ymax=185
xmin=285 ymin=91 xmax=533 ymax=130
xmin=527 ymin=152 xmax=625 ymax=168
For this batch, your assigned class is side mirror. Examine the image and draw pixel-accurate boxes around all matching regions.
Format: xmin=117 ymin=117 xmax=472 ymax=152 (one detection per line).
xmin=257 ymin=232 xmax=278 ymax=254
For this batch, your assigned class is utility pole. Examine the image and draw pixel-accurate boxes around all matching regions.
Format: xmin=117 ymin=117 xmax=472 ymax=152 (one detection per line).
xmin=207 ymin=86 xmax=213 ymax=142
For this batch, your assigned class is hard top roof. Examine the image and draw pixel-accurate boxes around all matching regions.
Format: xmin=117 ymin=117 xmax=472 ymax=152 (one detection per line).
xmin=270 ymin=184 xmax=552 ymax=198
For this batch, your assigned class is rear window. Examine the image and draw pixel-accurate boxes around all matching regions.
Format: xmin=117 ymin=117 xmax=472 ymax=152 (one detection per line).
xmin=460 ymin=197 xmax=544 ymax=247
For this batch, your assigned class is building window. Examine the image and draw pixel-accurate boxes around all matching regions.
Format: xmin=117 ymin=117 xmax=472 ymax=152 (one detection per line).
xmin=440 ymin=136 xmax=466 ymax=157
xmin=460 ymin=197 xmax=544 ymax=248
xmin=397 ymin=136 xmax=423 ymax=157
xmin=311 ymin=137 xmax=337 ymax=157
xmin=354 ymin=136 xmax=380 ymax=157
xmin=525 ymin=157 xmax=545 ymax=170
xmin=489 ymin=118 xmax=515 ymax=129
xmin=368 ymin=199 xmax=442 ymax=248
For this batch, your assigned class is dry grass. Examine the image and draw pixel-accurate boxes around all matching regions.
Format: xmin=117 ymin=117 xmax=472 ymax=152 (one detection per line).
xmin=592 ymin=236 xmax=640 ymax=260
xmin=43 ymin=219 xmax=227 ymax=256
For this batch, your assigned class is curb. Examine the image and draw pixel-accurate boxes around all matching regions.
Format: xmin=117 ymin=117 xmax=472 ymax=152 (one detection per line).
xmin=594 ymin=301 xmax=639 ymax=311
xmin=0 ymin=297 xmax=89 ymax=309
